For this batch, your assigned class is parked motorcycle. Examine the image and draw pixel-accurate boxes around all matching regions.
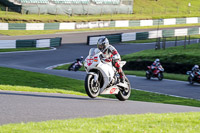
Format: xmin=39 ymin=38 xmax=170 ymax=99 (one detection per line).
xmin=146 ymin=65 xmax=164 ymax=81
xmin=84 ymin=48 xmax=131 ymax=101
xmin=187 ymin=71 xmax=200 ymax=85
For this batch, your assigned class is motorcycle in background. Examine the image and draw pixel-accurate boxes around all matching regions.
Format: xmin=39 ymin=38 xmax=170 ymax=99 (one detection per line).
xmin=84 ymin=48 xmax=131 ymax=101
xmin=187 ymin=71 xmax=200 ymax=85
xmin=68 ymin=60 xmax=83 ymax=71
xmin=146 ymin=65 xmax=164 ymax=81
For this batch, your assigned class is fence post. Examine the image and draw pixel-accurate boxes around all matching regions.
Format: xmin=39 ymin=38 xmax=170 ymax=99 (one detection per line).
xmin=38 ymin=7 xmax=40 ymax=16
xmin=184 ymin=36 xmax=187 ymax=49
xmin=162 ymin=37 xmax=166 ymax=50
xmin=6 ymin=7 xmax=8 ymax=15
xmin=188 ymin=35 xmax=190 ymax=45
xmin=199 ymin=38 xmax=200 ymax=48
xmin=156 ymin=37 xmax=161 ymax=50
xmin=56 ymin=6 xmax=57 ymax=15
xmin=155 ymin=38 xmax=158 ymax=50
xmin=175 ymin=36 xmax=177 ymax=46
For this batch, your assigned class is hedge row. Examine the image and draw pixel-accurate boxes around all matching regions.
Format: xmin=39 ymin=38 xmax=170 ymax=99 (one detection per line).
xmin=123 ymin=61 xmax=194 ymax=74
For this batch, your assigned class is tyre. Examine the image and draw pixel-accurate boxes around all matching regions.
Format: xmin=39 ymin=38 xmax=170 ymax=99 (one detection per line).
xmin=68 ymin=63 xmax=74 ymax=71
xmin=85 ymin=74 xmax=100 ymax=98
xmin=115 ymin=77 xmax=131 ymax=101
xmin=158 ymin=73 xmax=163 ymax=81
xmin=188 ymin=76 xmax=194 ymax=85
xmin=146 ymin=72 xmax=151 ymax=80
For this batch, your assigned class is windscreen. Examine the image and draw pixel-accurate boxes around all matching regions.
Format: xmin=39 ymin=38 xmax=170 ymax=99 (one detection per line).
xmin=88 ymin=48 xmax=100 ymax=57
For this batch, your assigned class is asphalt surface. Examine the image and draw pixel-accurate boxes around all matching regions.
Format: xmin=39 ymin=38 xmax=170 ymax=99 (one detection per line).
xmin=0 ymin=30 xmax=200 ymax=125
xmin=1 ymin=90 xmax=200 ymax=125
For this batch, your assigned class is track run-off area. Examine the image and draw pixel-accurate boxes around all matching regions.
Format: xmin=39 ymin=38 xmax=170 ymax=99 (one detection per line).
xmin=0 ymin=29 xmax=200 ymax=125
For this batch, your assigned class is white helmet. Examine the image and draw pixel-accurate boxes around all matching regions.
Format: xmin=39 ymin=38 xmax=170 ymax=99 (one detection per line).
xmin=97 ymin=37 xmax=109 ymax=52
xmin=155 ymin=58 xmax=160 ymax=63
xmin=194 ymin=65 xmax=199 ymax=69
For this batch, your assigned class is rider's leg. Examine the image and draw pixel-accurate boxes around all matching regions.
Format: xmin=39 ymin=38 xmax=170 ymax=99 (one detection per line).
xmin=114 ymin=61 xmax=125 ymax=83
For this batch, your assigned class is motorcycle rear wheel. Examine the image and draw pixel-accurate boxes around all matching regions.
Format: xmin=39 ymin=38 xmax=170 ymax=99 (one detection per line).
xmin=115 ymin=77 xmax=131 ymax=101
xmin=85 ymin=74 xmax=100 ymax=98
xmin=68 ymin=63 xmax=74 ymax=71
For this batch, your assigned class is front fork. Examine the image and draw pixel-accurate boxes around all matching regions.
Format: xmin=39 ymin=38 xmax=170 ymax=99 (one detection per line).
xmin=87 ymin=72 xmax=99 ymax=86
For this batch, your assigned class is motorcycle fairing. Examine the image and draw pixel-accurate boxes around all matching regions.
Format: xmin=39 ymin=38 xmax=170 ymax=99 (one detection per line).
xmin=101 ymin=86 xmax=120 ymax=94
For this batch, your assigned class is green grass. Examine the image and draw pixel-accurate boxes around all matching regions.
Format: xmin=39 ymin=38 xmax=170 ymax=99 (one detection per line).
xmin=0 ymin=47 xmax=50 ymax=52
xmin=0 ymin=112 xmax=200 ymax=133
xmin=122 ymin=43 xmax=200 ymax=65
xmin=124 ymin=35 xmax=200 ymax=43
xmin=54 ymin=63 xmax=85 ymax=71
xmin=0 ymin=67 xmax=86 ymax=95
xmin=1 ymin=66 xmax=200 ymax=107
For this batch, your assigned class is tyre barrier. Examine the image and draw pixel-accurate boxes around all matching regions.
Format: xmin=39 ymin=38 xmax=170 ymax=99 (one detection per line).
xmin=0 ymin=37 xmax=62 ymax=49
xmin=87 ymin=27 xmax=200 ymax=45
xmin=1 ymin=17 xmax=200 ymax=30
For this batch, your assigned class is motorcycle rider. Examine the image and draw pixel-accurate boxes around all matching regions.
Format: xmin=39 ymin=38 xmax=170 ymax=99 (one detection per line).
xmin=97 ymin=37 xmax=125 ymax=83
xmin=191 ymin=65 xmax=200 ymax=76
xmin=151 ymin=58 xmax=161 ymax=73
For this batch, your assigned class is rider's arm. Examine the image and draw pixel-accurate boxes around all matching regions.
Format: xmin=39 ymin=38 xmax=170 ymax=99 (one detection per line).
xmin=110 ymin=46 xmax=121 ymax=60
xmin=77 ymin=61 xmax=82 ymax=66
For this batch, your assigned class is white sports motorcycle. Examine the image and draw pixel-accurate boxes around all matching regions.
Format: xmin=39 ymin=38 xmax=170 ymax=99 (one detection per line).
xmin=84 ymin=48 xmax=131 ymax=101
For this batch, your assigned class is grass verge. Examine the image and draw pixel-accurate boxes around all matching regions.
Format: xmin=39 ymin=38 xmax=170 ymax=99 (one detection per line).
xmin=1 ymin=0 xmax=200 ymax=23
xmin=122 ymin=43 xmax=200 ymax=65
xmin=0 ymin=112 xmax=200 ymax=132
xmin=0 ymin=47 xmax=51 ymax=52
xmin=0 ymin=67 xmax=200 ymax=107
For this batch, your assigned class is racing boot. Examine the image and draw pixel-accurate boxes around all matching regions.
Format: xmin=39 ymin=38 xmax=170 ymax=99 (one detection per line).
xmin=119 ymin=71 xmax=125 ymax=83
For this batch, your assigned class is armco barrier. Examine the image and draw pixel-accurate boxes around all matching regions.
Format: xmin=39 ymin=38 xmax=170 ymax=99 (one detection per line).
xmin=88 ymin=27 xmax=200 ymax=45
xmin=0 ymin=37 xmax=62 ymax=49
xmin=16 ymin=39 xmax=36 ymax=48
xmin=0 ymin=40 xmax=16 ymax=49
xmin=87 ymin=33 xmax=121 ymax=45
xmin=50 ymin=38 xmax=62 ymax=47
xmin=0 ymin=17 xmax=200 ymax=30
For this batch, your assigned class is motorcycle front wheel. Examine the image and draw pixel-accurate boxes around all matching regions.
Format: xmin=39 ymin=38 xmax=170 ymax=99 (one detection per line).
xmin=115 ymin=77 xmax=131 ymax=101
xmin=188 ymin=76 xmax=194 ymax=85
xmin=158 ymin=73 xmax=163 ymax=81
xmin=85 ymin=74 xmax=100 ymax=98
xmin=146 ymin=72 xmax=151 ymax=80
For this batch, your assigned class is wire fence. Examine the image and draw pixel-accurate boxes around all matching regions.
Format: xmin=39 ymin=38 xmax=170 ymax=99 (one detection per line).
xmin=0 ymin=0 xmax=133 ymax=15
xmin=155 ymin=36 xmax=200 ymax=50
